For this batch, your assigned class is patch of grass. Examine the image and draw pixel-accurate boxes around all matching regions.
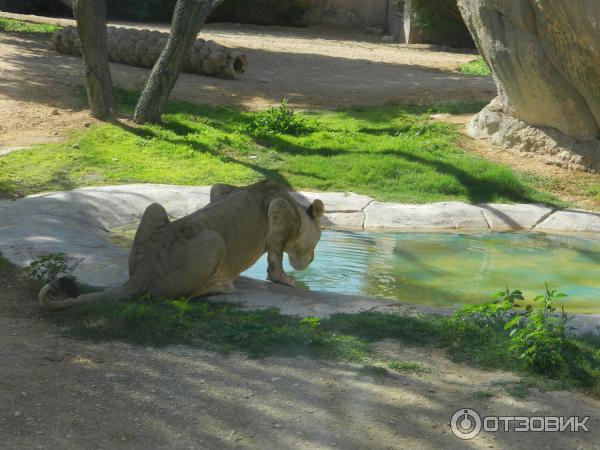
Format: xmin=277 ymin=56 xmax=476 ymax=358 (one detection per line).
xmin=0 ymin=254 xmax=11 ymax=270
xmin=0 ymin=89 xmax=560 ymax=205
xmin=0 ymin=18 xmax=60 ymax=34
xmin=472 ymin=390 xmax=495 ymax=399
xmin=459 ymin=57 xmax=491 ymax=76
xmin=48 ymin=293 xmax=600 ymax=395
xmin=358 ymin=364 xmax=390 ymax=377
xmin=387 ymin=360 xmax=430 ymax=374
xmin=585 ymin=183 xmax=600 ymax=202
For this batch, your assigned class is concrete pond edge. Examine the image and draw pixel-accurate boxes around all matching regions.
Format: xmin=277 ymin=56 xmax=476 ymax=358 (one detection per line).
xmin=0 ymin=184 xmax=599 ymax=336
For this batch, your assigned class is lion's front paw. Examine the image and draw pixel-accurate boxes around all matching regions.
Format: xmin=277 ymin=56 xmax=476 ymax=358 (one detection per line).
xmin=268 ymin=272 xmax=296 ymax=287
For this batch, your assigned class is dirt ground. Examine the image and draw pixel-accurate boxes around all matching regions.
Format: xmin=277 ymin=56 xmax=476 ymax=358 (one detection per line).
xmin=2 ymin=265 xmax=599 ymax=450
xmin=431 ymin=114 xmax=600 ymax=210
xmin=0 ymin=12 xmax=496 ymax=152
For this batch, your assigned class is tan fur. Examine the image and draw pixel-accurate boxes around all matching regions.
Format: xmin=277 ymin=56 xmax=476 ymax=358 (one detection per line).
xmin=39 ymin=180 xmax=324 ymax=309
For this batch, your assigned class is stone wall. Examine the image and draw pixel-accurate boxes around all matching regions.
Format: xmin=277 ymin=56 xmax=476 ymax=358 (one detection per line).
xmin=302 ymin=0 xmax=388 ymax=30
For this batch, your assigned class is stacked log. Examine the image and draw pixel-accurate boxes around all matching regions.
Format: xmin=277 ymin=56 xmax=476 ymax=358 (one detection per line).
xmin=50 ymin=25 xmax=247 ymax=80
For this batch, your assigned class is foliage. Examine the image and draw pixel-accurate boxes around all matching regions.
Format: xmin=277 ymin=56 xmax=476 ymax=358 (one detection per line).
xmin=459 ymin=57 xmax=491 ymax=76
xmin=451 ymin=285 xmax=600 ymax=388
xmin=450 ymin=286 xmax=523 ymax=330
xmin=503 ymin=284 xmax=572 ymax=376
xmin=412 ymin=0 xmax=474 ymax=48
xmin=0 ymin=90 xmax=561 ymax=206
xmin=248 ymin=99 xmax=308 ymax=136
xmin=0 ymin=17 xmax=60 ymax=34
xmin=26 ymin=253 xmax=68 ymax=284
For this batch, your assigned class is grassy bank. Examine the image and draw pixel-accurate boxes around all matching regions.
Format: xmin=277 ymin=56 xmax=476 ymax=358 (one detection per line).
xmin=49 ymin=292 xmax=600 ymax=396
xmin=0 ymin=90 xmax=561 ymax=205
xmin=0 ymin=17 xmax=60 ymax=33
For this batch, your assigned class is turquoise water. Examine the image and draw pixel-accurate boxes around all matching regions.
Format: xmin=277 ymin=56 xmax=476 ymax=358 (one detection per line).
xmin=243 ymin=231 xmax=600 ymax=313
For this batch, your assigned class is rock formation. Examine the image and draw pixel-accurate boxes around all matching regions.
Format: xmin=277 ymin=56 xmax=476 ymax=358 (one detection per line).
xmin=458 ymin=0 xmax=600 ymax=171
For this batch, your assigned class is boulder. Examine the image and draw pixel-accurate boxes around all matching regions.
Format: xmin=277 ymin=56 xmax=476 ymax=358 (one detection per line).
xmin=458 ymin=0 xmax=600 ymax=171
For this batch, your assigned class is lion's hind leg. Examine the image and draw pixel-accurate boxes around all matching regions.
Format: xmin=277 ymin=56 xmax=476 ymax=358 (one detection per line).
xmin=158 ymin=230 xmax=233 ymax=298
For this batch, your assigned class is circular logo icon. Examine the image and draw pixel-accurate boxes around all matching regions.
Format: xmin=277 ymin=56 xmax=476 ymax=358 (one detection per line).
xmin=450 ymin=408 xmax=482 ymax=440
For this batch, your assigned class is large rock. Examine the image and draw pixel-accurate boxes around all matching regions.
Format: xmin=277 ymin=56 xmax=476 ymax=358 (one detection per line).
xmin=458 ymin=0 xmax=600 ymax=171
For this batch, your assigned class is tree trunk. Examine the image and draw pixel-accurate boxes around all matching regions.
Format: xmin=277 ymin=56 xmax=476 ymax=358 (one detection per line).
xmin=458 ymin=0 xmax=600 ymax=171
xmin=73 ymin=0 xmax=115 ymax=120
xmin=133 ymin=0 xmax=223 ymax=124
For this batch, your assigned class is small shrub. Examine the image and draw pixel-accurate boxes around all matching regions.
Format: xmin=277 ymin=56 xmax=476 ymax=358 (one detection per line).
xmin=504 ymin=284 xmax=571 ymax=376
xmin=459 ymin=57 xmax=491 ymax=76
xmin=451 ymin=285 xmax=600 ymax=388
xmin=26 ymin=253 xmax=68 ymax=284
xmin=249 ymin=99 xmax=308 ymax=136
xmin=450 ymin=287 xmax=523 ymax=331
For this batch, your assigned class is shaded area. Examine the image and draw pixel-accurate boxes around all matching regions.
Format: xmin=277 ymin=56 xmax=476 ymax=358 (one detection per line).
xmin=0 ymin=27 xmax=495 ymax=114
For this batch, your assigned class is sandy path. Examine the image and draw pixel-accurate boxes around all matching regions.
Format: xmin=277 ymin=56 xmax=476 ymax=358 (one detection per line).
xmin=0 ymin=13 xmax=495 ymax=151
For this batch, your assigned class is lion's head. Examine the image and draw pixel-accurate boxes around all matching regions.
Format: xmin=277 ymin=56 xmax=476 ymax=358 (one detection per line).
xmin=285 ymin=199 xmax=324 ymax=270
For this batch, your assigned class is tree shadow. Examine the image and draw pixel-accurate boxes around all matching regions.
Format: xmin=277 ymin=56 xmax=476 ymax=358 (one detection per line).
xmin=0 ymin=30 xmax=496 ymax=114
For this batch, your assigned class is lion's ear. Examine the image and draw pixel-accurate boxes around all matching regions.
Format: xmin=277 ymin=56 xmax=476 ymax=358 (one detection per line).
xmin=308 ymin=199 xmax=324 ymax=218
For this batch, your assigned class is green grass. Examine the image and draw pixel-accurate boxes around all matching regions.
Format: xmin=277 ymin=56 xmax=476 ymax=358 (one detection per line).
xmin=387 ymin=360 xmax=431 ymax=374
xmin=459 ymin=57 xmax=491 ymax=76
xmin=0 ymin=89 xmax=561 ymax=205
xmin=0 ymin=17 xmax=60 ymax=34
xmin=47 ymin=294 xmax=600 ymax=394
xmin=472 ymin=390 xmax=495 ymax=399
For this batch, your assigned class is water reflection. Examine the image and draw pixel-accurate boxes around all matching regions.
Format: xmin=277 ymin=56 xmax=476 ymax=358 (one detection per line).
xmin=243 ymin=231 xmax=600 ymax=313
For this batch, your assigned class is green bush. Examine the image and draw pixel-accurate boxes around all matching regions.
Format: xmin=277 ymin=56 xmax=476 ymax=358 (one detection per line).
xmin=459 ymin=57 xmax=491 ymax=76
xmin=412 ymin=0 xmax=474 ymax=48
xmin=248 ymin=99 xmax=308 ymax=136
xmin=451 ymin=285 xmax=600 ymax=388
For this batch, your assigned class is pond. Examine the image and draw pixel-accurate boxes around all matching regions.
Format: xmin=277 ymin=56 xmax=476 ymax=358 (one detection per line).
xmin=242 ymin=231 xmax=600 ymax=313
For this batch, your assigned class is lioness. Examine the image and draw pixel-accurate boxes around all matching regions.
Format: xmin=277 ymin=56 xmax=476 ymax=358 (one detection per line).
xmin=39 ymin=180 xmax=324 ymax=308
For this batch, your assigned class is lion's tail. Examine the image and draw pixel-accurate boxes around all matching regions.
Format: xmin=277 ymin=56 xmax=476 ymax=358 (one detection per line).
xmin=39 ymin=279 xmax=138 ymax=309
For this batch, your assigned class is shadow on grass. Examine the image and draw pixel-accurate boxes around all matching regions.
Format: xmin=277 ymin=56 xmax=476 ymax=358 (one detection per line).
xmin=47 ymin=294 xmax=600 ymax=395
xmin=103 ymin=89 xmax=556 ymax=205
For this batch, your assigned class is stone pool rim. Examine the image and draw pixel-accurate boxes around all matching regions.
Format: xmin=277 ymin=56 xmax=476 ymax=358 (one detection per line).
xmin=1 ymin=184 xmax=599 ymax=335
xmin=14 ymin=184 xmax=600 ymax=233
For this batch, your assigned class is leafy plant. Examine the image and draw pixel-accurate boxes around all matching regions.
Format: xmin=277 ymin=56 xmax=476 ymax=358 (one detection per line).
xmin=26 ymin=253 xmax=69 ymax=284
xmin=451 ymin=284 xmax=600 ymax=387
xmin=248 ymin=99 xmax=308 ymax=136
xmin=504 ymin=284 xmax=571 ymax=376
xmin=450 ymin=286 xmax=523 ymax=330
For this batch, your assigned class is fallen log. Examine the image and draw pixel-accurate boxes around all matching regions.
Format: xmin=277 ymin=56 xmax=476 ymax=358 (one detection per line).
xmin=50 ymin=25 xmax=247 ymax=80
